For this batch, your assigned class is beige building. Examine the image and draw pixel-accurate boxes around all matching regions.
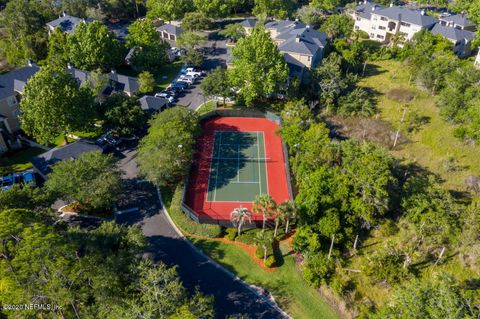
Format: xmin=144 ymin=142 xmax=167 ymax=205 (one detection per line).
xmin=0 ymin=62 xmax=40 ymax=153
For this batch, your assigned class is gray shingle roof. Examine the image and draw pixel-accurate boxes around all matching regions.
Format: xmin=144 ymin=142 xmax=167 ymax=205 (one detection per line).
xmin=107 ymin=72 xmax=139 ymax=95
xmin=66 ymin=66 xmax=90 ymax=85
xmin=278 ymin=36 xmax=321 ymax=56
xmin=46 ymin=13 xmax=92 ymax=34
xmin=138 ymin=95 xmax=169 ymax=112
xmin=439 ymin=14 xmax=473 ymax=28
xmin=0 ymin=64 xmax=40 ymax=99
xmin=431 ymin=23 xmax=475 ymax=42
xmin=355 ymin=2 xmax=385 ymax=20
xmin=374 ymin=7 xmax=437 ymax=27
xmin=277 ymin=27 xmax=327 ymax=48
xmin=156 ymin=24 xmax=184 ymax=36
xmin=240 ymin=19 xmax=257 ymax=28
xmin=31 ymin=140 xmax=102 ymax=178
xmin=265 ymin=19 xmax=296 ymax=31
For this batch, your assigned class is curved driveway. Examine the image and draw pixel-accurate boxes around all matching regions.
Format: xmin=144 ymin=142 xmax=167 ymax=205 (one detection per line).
xmin=115 ymin=148 xmax=287 ymax=319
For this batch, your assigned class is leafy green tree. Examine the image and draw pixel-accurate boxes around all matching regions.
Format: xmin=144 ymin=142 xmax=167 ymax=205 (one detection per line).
xmin=277 ymin=200 xmax=298 ymax=234
xmin=253 ymin=194 xmax=276 ymax=232
xmin=138 ymin=71 xmax=157 ymax=93
xmin=252 ymin=0 xmax=296 ymax=20
xmin=0 ymin=0 xmax=52 ymax=65
xmin=103 ymin=94 xmax=147 ymax=135
xmin=181 ymin=49 xmax=205 ymax=67
xmin=296 ymin=5 xmax=325 ymax=26
xmin=126 ymin=18 xmax=160 ymax=48
xmin=137 ymin=107 xmax=200 ymax=186
xmin=123 ymin=260 xmax=215 ymax=319
xmin=228 ymin=26 xmax=288 ymax=106
xmin=45 ymin=151 xmax=122 ymax=212
xmin=219 ymin=23 xmax=246 ymax=42
xmin=193 ymin=0 xmax=230 ymax=18
xmin=67 ymin=21 xmax=123 ymax=71
xmin=177 ymin=31 xmax=208 ymax=50
xmin=255 ymin=231 xmax=274 ymax=263
xmin=46 ymin=27 xmax=69 ymax=67
xmin=292 ymin=225 xmax=321 ymax=254
xmin=320 ymin=14 xmax=354 ymax=39
xmin=146 ymin=0 xmax=194 ymax=22
xmin=0 ymin=184 xmax=53 ymax=211
xmin=337 ymin=88 xmax=377 ymax=117
xmin=302 ymin=252 xmax=335 ymax=287
xmin=200 ymin=67 xmax=231 ymax=105
xmin=376 ymin=274 xmax=478 ymax=318
xmin=313 ymin=52 xmax=356 ymax=113
xmin=182 ymin=12 xmax=213 ymax=31
xmin=230 ymin=206 xmax=252 ymax=235
xmin=310 ymin=0 xmax=340 ymax=12
xmin=20 ymin=65 xmax=95 ymax=145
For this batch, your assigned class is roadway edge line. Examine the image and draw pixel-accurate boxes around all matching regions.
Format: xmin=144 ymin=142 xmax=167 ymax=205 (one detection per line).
xmin=156 ymin=187 xmax=291 ymax=319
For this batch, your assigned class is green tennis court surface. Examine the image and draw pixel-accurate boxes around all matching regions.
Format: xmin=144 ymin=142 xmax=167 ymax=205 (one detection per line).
xmin=207 ymin=131 xmax=268 ymax=202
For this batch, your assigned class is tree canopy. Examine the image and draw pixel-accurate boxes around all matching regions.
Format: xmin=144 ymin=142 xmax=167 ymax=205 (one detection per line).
xmin=228 ymin=26 xmax=288 ymax=106
xmin=19 ymin=65 xmax=96 ymax=145
xmin=138 ymin=107 xmax=200 ymax=186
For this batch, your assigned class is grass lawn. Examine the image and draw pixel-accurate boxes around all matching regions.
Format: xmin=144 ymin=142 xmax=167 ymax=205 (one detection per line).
xmin=359 ymin=60 xmax=480 ymax=191
xmin=0 ymin=147 xmax=45 ymax=173
xmin=190 ymin=237 xmax=338 ymax=319
xmin=154 ymin=61 xmax=183 ymax=90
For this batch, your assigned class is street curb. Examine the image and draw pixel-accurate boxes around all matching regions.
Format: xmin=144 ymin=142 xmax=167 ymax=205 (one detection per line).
xmin=156 ymin=188 xmax=291 ymax=319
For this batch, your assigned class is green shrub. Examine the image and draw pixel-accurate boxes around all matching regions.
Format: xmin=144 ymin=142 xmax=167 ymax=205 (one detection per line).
xmin=330 ymin=273 xmax=353 ymax=297
xmin=265 ymin=255 xmax=276 ymax=268
xmin=363 ymin=248 xmax=411 ymax=284
xmin=225 ymin=228 xmax=237 ymax=241
xmin=379 ymin=220 xmax=399 ymax=237
xmin=255 ymin=245 xmax=264 ymax=259
xmin=302 ymin=252 xmax=335 ymax=287
xmin=235 ymin=228 xmax=262 ymax=244
xmin=166 ymin=185 xmax=222 ymax=238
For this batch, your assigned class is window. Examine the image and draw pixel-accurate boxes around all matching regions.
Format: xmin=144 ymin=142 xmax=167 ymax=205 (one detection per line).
xmin=400 ymin=22 xmax=411 ymax=27
xmin=370 ymin=33 xmax=375 ymax=38
xmin=356 ymin=17 xmax=361 ymax=21
xmin=355 ymin=26 xmax=360 ymax=30
xmin=307 ymin=56 xmax=311 ymax=62
xmin=376 ymin=34 xmax=385 ymax=39
xmin=379 ymin=26 xmax=386 ymax=30
xmin=380 ymin=17 xmax=388 ymax=21
xmin=372 ymin=25 xmax=376 ymax=30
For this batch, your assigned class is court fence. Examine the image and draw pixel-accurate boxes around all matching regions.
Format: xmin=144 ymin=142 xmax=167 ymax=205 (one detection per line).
xmin=198 ymin=109 xmax=282 ymax=125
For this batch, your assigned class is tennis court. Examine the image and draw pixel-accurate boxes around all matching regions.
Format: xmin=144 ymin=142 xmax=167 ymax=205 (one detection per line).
xmin=207 ymin=131 xmax=268 ymax=202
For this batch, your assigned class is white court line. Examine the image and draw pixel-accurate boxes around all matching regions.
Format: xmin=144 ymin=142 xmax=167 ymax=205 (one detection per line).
xmin=256 ymin=132 xmax=262 ymax=194
xmin=213 ymin=131 xmax=223 ymax=202
xmin=237 ymin=144 xmax=240 ymax=182
xmin=261 ymin=132 xmax=270 ymax=195
xmin=229 ymin=181 xmax=260 ymax=184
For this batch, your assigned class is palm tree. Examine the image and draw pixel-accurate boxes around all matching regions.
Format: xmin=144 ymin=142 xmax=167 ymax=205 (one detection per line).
xmin=230 ymin=206 xmax=252 ymax=235
xmin=253 ymin=194 xmax=276 ymax=233
xmin=255 ymin=231 xmax=274 ymax=263
xmin=278 ymin=200 xmax=298 ymax=235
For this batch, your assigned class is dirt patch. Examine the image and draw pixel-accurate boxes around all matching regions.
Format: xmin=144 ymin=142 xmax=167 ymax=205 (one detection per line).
xmin=326 ymin=115 xmax=409 ymax=149
xmin=386 ymin=87 xmax=415 ymax=104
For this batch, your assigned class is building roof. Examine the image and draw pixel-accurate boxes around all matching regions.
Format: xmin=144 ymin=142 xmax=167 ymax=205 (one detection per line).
xmin=265 ymin=19 xmax=297 ymax=31
xmin=355 ymin=2 xmax=385 ymax=20
xmin=46 ymin=13 xmax=91 ymax=34
xmin=240 ymin=19 xmax=257 ymax=28
xmin=374 ymin=6 xmax=437 ymax=27
xmin=439 ymin=14 xmax=474 ymax=28
xmin=31 ymin=140 xmax=102 ymax=178
xmin=138 ymin=95 xmax=169 ymax=112
xmin=277 ymin=26 xmax=327 ymax=48
xmin=66 ymin=65 xmax=90 ymax=85
xmin=278 ymin=35 xmax=321 ymax=56
xmin=431 ymin=23 xmax=475 ymax=42
xmin=156 ymin=23 xmax=184 ymax=36
xmin=0 ymin=63 xmax=40 ymax=99
xmin=107 ymin=71 xmax=139 ymax=95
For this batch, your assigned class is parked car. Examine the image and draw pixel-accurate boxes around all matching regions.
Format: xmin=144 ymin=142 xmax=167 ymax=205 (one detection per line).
xmin=96 ymin=132 xmax=121 ymax=151
xmin=22 ymin=170 xmax=36 ymax=184
xmin=167 ymin=84 xmax=184 ymax=93
xmin=155 ymin=92 xmax=175 ymax=103
xmin=185 ymin=67 xmax=205 ymax=77
xmin=1 ymin=174 xmax=14 ymax=190
xmin=171 ymin=81 xmax=189 ymax=90
xmin=178 ymin=75 xmax=195 ymax=85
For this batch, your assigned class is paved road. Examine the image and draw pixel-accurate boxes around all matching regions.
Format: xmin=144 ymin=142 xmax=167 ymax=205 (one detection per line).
xmin=115 ymin=149 xmax=286 ymax=319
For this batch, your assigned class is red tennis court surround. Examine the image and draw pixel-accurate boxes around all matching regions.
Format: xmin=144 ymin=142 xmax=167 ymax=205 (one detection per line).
xmin=185 ymin=116 xmax=291 ymax=223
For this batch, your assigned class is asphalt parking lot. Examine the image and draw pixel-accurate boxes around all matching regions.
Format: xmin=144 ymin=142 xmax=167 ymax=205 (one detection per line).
xmin=173 ymin=37 xmax=228 ymax=111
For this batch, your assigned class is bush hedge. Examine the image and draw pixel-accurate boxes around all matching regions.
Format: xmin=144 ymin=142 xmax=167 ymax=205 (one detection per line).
xmin=265 ymin=255 xmax=276 ymax=268
xmin=225 ymin=228 xmax=237 ymax=241
xmin=166 ymin=185 xmax=222 ymax=238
